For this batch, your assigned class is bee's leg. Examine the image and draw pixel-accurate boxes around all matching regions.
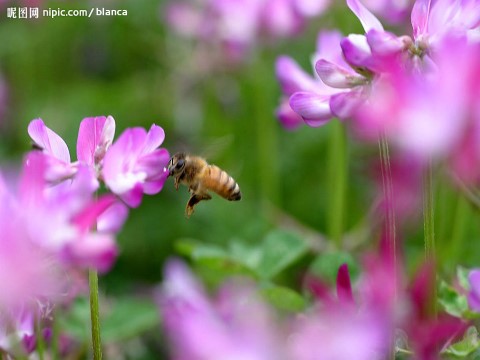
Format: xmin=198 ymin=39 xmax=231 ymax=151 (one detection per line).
xmin=185 ymin=194 xmax=212 ymax=218
xmin=174 ymin=176 xmax=180 ymax=190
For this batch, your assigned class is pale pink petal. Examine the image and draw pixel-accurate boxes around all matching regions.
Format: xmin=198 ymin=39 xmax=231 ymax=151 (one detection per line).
xmin=330 ymin=89 xmax=366 ymax=120
xmin=63 ymin=233 xmax=118 ymax=273
xmin=165 ymin=3 xmax=203 ymax=38
xmin=315 ymin=31 xmax=347 ymax=65
xmin=294 ymin=0 xmax=331 ymax=16
xmin=19 ymin=152 xmax=46 ymax=206
xmin=367 ymin=30 xmax=409 ymax=55
xmin=276 ymin=98 xmax=305 ymax=130
xmin=27 ymin=119 xmax=71 ymax=163
xmin=97 ymin=202 xmax=129 ymax=233
xmin=315 ymin=59 xmax=365 ymax=88
xmin=290 ymin=92 xmax=333 ymax=127
xmin=340 ymin=34 xmax=376 ymax=70
xmin=276 ymin=56 xmax=319 ymax=95
xmin=77 ymin=116 xmax=107 ymax=166
xmin=262 ymin=0 xmax=303 ymax=37
xmin=468 ymin=270 xmax=480 ymax=311
xmin=347 ymin=0 xmax=384 ymax=32
xmin=141 ymin=124 xmax=165 ymax=155
xmin=411 ymin=0 xmax=432 ymax=38
xmin=77 ymin=116 xmax=115 ymax=166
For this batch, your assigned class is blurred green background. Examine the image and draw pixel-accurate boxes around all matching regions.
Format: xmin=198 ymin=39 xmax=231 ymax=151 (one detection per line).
xmin=1 ymin=0 xmax=480 ymax=358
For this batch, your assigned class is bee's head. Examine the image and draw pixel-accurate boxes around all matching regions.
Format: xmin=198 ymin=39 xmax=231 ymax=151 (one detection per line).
xmin=168 ymin=152 xmax=186 ymax=177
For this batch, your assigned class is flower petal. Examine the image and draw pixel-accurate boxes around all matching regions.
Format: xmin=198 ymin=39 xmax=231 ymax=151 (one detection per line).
xmin=315 ymin=59 xmax=365 ymax=88
xmin=341 ymin=34 xmax=375 ymax=70
xmin=367 ymin=30 xmax=409 ymax=56
xmin=468 ymin=270 xmax=480 ymax=311
xmin=77 ymin=116 xmax=115 ymax=166
xmin=294 ymin=0 xmax=331 ymax=16
xmin=276 ymin=56 xmax=319 ymax=95
xmin=411 ymin=0 xmax=432 ymax=38
xmin=289 ymin=92 xmax=333 ymax=127
xmin=63 ymin=233 xmax=118 ymax=273
xmin=329 ymin=89 xmax=365 ymax=120
xmin=97 ymin=202 xmax=129 ymax=233
xmin=28 ymin=119 xmax=71 ymax=163
xmin=141 ymin=124 xmax=165 ymax=155
xmin=275 ymin=98 xmax=305 ymax=130
xmin=347 ymin=0 xmax=384 ymax=32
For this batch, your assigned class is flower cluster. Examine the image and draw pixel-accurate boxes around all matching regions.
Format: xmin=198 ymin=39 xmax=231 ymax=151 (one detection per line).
xmin=158 ymin=256 xmax=467 ymax=360
xmin=276 ymin=0 xmax=480 ymax=178
xmin=0 ymin=116 xmax=169 ymax=356
xmin=165 ymin=0 xmax=331 ymax=63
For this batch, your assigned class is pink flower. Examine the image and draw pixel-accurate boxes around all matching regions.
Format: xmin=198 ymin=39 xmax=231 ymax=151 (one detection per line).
xmin=277 ymin=30 xmax=372 ymax=127
xmin=158 ymin=260 xmax=282 ymax=360
xmin=76 ymin=116 xmax=116 ymax=170
xmin=28 ymin=119 xmax=79 ymax=184
xmin=467 ymin=269 xmax=480 ymax=311
xmin=165 ymin=0 xmax=332 ymax=63
xmin=15 ymin=152 xmax=119 ymax=272
xmin=356 ymin=39 xmax=480 ymax=166
xmin=102 ymin=124 xmax=170 ymax=207
xmin=293 ymin=264 xmax=391 ymax=360
xmin=404 ymin=263 xmax=468 ymax=360
xmin=28 ymin=116 xmax=115 ymax=185
xmin=288 ymin=308 xmax=389 ymax=360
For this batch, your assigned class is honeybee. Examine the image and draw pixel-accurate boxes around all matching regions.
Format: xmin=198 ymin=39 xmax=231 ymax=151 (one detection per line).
xmin=167 ymin=152 xmax=242 ymax=218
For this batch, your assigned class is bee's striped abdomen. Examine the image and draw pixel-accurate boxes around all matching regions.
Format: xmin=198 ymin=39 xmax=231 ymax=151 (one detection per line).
xmin=204 ymin=165 xmax=241 ymax=201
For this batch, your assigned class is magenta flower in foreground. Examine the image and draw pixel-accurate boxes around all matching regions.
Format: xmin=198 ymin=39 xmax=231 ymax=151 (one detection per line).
xmin=102 ymin=125 xmax=169 ymax=207
xmin=18 ymin=152 xmax=119 ymax=272
xmin=158 ymin=260 xmax=281 ymax=360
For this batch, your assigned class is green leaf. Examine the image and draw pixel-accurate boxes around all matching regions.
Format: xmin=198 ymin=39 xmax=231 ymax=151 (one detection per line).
xmin=58 ymin=297 xmax=160 ymax=345
xmin=444 ymin=326 xmax=480 ymax=357
xmin=308 ymin=251 xmax=360 ymax=285
xmin=261 ymin=285 xmax=306 ymax=312
xmin=57 ymin=297 xmax=91 ymax=344
xmin=101 ymin=298 xmax=160 ymax=343
xmin=457 ymin=266 xmax=471 ymax=291
xmin=438 ymin=280 xmax=469 ymax=318
xmin=255 ymin=230 xmax=309 ymax=280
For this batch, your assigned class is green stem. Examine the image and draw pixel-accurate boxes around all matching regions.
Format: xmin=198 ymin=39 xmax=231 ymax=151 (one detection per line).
xmin=328 ymin=121 xmax=347 ymax=247
xmin=423 ymin=164 xmax=435 ymax=260
xmin=51 ymin=308 xmax=60 ymax=360
xmin=378 ymin=134 xmax=396 ymax=360
xmin=89 ymin=269 xmax=102 ymax=360
xmin=378 ymin=134 xmax=396 ymax=267
xmin=447 ymin=193 xmax=468 ymax=269
xmin=252 ymin=58 xmax=280 ymax=211
xmin=35 ymin=316 xmax=45 ymax=360
xmin=423 ymin=162 xmax=437 ymax=317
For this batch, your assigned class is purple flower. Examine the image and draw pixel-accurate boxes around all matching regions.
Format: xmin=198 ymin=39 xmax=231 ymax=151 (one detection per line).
xmin=28 ymin=119 xmax=79 ymax=183
xmin=165 ymin=0 xmax=332 ymax=63
xmin=102 ymin=124 xmax=170 ymax=207
xmin=14 ymin=152 xmax=119 ymax=272
xmin=158 ymin=260 xmax=281 ymax=360
xmin=467 ymin=269 xmax=480 ymax=311
xmin=277 ymin=30 xmax=372 ymax=127
xmin=76 ymin=115 xmax=115 ymax=170
xmin=288 ymin=308 xmax=389 ymax=360
xmin=355 ymin=39 xmax=480 ymax=164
